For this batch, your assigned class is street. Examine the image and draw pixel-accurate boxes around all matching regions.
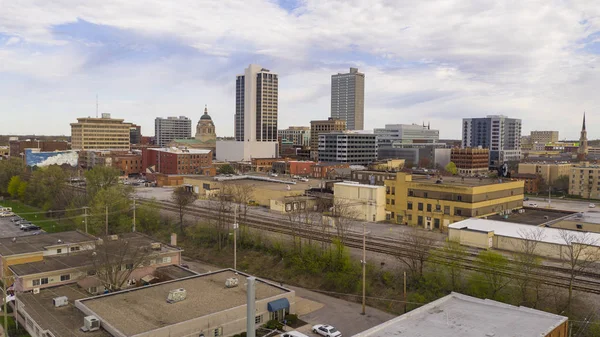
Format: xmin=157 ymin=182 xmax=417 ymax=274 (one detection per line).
xmin=526 ymin=196 xmax=597 ymax=213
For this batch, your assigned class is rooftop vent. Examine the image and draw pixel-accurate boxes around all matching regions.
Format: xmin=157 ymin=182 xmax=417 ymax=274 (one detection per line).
xmin=225 ymin=278 xmax=239 ymax=288
xmin=81 ymin=315 xmax=100 ymax=332
xmin=57 ymin=239 xmax=63 ymax=244
xmin=108 ymin=235 xmax=119 ymax=241
xmin=53 ymin=296 xmax=68 ymax=308
xmin=167 ymin=288 xmax=187 ymax=303
xmin=151 ymin=242 xmax=162 ymax=250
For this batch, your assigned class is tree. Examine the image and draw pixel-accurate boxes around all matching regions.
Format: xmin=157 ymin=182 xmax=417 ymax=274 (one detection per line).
xmin=428 ymin=239 xmax=468 ymax=291
xmin=90 ymin=235 xmax=158 ymax=291
xmin=171 ymin=186 xmax=197 ymax=236
xmin=331 ymin=199 xmax=360 ymax=248
xmin=231 ymin=183 xmax=255 ymax=226
xmin=513 ymin=227 xmax=545 ymax=307
xmin=85 ymin=166 xmax=121 ymax=197
xmin=7 ymin=176 xmax=21 ymax=198
xmin=217 ymin=164 xmax=235 ymax=175
xmin=136 ymin=199 xmax=161 ymax=234
xmin=418 ymin=157 xmax=431 ymax=169
xmin=210 ymin=183 xmax=233 ymax=251
xmin=552 ymin=175 xmax=570 ymax=194
xmin=445 ymin=162 xmax=458 ymax=175
xmin=88 ymin=185 xmax=132 ymax=235
xmin=557 ymin=229 xmax=600 ymax=313
xmin=469 ymin=250 xmax=511 ymax=301
xmin=24 ymin=165 xmax=70 ymax=211
xmin=0 ymin=158 xmax=24 ymax=195
xmin=396 ymin=227 xmax=437 ymax=281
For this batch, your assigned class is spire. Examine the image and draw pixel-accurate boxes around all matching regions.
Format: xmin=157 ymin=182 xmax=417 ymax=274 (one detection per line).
xmin=428 ymin=122 xmax=430 ymax=130
xmin=204 ymin=104 xmax=208 ymax=115
xmin=583 ymin=112 xmax=586 ymax=131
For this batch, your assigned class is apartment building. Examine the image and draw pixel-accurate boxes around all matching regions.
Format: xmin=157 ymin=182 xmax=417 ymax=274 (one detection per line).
xmin=155 ymin=116 xmax=192 ymax=147
xmin=384 ymin=172 xmax=524 ymax=230
xmin=530 ymin=131 xmax=559 ymax=144
xmin=511 ymin=173 xmax=542 ymax=194
xmin=518 ymin=162 xmax=572 ymax=184
xmin=318 ymin=131 xmax=377 ymax=165
xmin=310 ymin=118 xmax=347 ymax=160
xmin=278 ymin=126 xmax=310 ymax=147
xmin=331 ymin=67 xmax=365 ymax=130
xmin=569 ymin=163 xmax=600 ymax=199
xmin=71 ymin=114 xmax=132 ymax=150
xmin=461 ymin=115 xmax=522 ymax=168
xmin=450 ymin=148 xmax=490 ymax=176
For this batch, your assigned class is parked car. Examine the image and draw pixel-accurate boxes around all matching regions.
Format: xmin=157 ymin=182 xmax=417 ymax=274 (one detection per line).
xmin=11 ymin=217 xmax=21 ymax=222
xmin=23 ymin=225 xmax=40 ymax=231
xmin=523 ymin=197 xmax=530 ymax=201
xmin=312 ymin=325 xmax=342 ymax=337
xmin=19 ymin=223 xmax=33 ymax=230
xmin=280 ymin=332 xmax=309 ymax=337
xmin=590 ymin=203 xmax=596 ymax=208
xmin=528 ymin=203 xmax=538 ymax=207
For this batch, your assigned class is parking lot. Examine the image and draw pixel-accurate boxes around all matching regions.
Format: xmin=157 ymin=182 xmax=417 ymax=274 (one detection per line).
xmin=0 ymin=215 xmax=44 ymax=239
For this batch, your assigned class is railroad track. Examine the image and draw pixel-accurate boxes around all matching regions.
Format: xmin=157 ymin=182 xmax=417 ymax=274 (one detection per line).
xmin=141 ymin=197 xmax=600 ymax=295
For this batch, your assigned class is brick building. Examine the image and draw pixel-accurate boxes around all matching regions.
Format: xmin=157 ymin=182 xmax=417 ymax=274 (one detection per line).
xmin=272 ymin=160 xmax=315 ymax=176
xmin=112 ymin=153 xmax=144 ymax=176
xmin=142 ymin=147 xmax=214 ymax=176
xmin=9 ymin=140 xmax=69 ymax=157
xmin=450 ymin=148 xmax=489 ymax=176
xmin=311 ymin=162 xmax=350 ymax=179
xmin=511 ymin=173 xmax=542 ymax=194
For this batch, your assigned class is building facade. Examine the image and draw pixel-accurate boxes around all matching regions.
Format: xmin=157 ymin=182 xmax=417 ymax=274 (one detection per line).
xmin=517 ymin=162 xmax=571 ymax=185
xmin=9 ymin=140 xmax=69 ymax=157
xmin=333 ymin=182 xmax=386 ymax=222
xmin=130 ymin=124 xmax=142 ymax=145
xmin=511 ymin=173 xmax=541 ymax=194
xmin=311 ymin=162 xmax=350 ymax=179
xmin=385 ymin=172 xmax=524 ymax=230
xmin=278 ymin=126 xmax=310 ymax=147
xmin=310 ymin=118 xmax=347 ymax=160
xmin=450 ymin=148 xmax=490 ymax=176
xmin=569 ymin=163 xmax=600 ymax=198
xmin=142 ymin=147 xmax=213 ymax=175
xmin=71 ymin=114 xmax=131 ymax=151
xmin=461 ymin=115 xmax=521 ymax=168
xmin=318 ymin=132 xmax=377 ymax=165
xmin=331 ymin=67 xmax=365 ymax=130
xmin=351 ymin=170 xmax=397 ymax=186
xmin=530 ymin=131 xmax=559 ymax=144
xmin=155 ymin=116 xmax=192 ymax=147
xmin=374 ymin=123 xmax=439 ymax=148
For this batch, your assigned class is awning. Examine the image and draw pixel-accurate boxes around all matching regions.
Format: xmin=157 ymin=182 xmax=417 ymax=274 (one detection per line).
xmin=267 ymin=298 xmax=290 ymax=312
xmin=141 ymin=275 xmax=157 ymax=283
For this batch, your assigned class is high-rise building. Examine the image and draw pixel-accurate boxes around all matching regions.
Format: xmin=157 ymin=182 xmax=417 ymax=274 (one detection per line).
xmin=130 ymin=124 xmax=142 ymax=145
xmin=235 ymin=64 xmax=278 ymax=142
xmin=461 ymin=115 xmax=522 ymax=168
xmin=577 ymin=113 xmax=588 ymax=161
xmin=450 ymin=148 xmax=490 ymax=176
xmin=331 ymin=67 xmax=365 ymax=130
xmin=318 ymin=131 xmax=377 ymax=165
xmin=374 ymin=123 xmax=439 ymax=148
xmin=310 ymin=118 xmax=347 ymax=160
xmin=278 ymin=126 xmax=310 ymax=147
xmin=155 ymin=116 xmax=192 ymax=147
xmin=530 ymin=131 xmax=559 ymax=144
xmin=71 ymin=114 xmax=131 ymax=150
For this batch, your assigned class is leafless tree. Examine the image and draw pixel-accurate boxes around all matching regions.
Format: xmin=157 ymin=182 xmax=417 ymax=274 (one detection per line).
xmin=231 ymin=183 xmax=255 ymax=240
xmin=331 ymin=198 xmax=361 ymax=246
xmin=513 ymin=227 xmax=545 ymax=307
xmin=90 ymin=236 xmax=158 ymax=291
xmin=171 ymin=186 xmax=197 ymax=236
xmin=286 ymin=196 xmax=323 ymax=251
xmin=428 ymin=238 xmax=468 ymax=291
xmin=557 ymin=229 xmax=600 ymax=313
xmin=397 ymin=226 xmax=437 ymax=280
xmin=211 ymin=182 xmax=233 ymax=251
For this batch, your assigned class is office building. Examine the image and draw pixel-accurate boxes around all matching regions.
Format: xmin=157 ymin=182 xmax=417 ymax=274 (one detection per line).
xmin=384 ymin=172 xmax=524 ymax=230
xmin=278 ymin=126 xmax=310 ymax=147
xmin=217 ymin=65 xmax=279 ymax=161
xmin=530 ymin=131 xmax=559 ymax=145
xmin=374 ymin=123 xmax=439 ymax=148
xmin=155 ymin=116 xmax=192 ymax=147
xmin=310 ymin=118 xmax=347 ymax=160
xmin=353 ymin=292 xmax=567 ymax=337
xmin=379 ymin=144 xmax=450 ymax=169
xmin=450 ymin=148 xmax=490 ymax=176
xmin=71 ymin=114 xmax=132 ymax=151
xmin=518 ymin=162 xmax=572 ymax=185
xmin=461 ymin=115 xmax=522 ymax=168
xmin=318 ymin=131 xmax=377 ymax=165
xmin=130 ymin=124 xmax=142 ymax=145
xmin=331 ymin=67 xmax=365 ymax=130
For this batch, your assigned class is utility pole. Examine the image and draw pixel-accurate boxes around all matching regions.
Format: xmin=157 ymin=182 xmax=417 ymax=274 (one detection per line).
xmin=403 ymin=271 xmax=407 ymax=313
xmin=2 ymin=273 xmax=7 ymax=333
xmin=83 ymin=207 xmax=88 ymax=233
xmin=132 ymin=198 xmax=136 ymax=232
xmin=105 ymin=205 xmax=108 ymax=235
xmin=361 ymin=223 xmax=366 ymax=315
xmin=233 ymin=206 xmax=238 ymax=270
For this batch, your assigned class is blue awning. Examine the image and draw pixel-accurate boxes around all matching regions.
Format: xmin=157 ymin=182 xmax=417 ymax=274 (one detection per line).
xmin=267 ymin=298 xmax=290 ymax=312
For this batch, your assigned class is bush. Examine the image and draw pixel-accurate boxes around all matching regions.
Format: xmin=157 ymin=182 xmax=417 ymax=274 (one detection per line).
xmin=264 ymin=319 xmax=283 ymax=330
xmin=284 ymin=314 xmax=298 ymax=325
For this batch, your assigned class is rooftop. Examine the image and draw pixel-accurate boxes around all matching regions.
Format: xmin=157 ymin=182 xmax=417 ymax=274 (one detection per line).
xmin=449 ymin=218 xmax=600 ymax=247
xmin=559 ymin=211 xmax=600 ymax=225
xmin=78 ymin=269 xmax=290 ymax=336
xmin=410 ymin=175 xmax=520 ymax=187
xmin=352 ymin=292 xmax=567 ymax=337
xmin=487 ymin=208 xmax=571 ymax=225
xmin=0 ymin=231 xmax=96 ymax=257
xmin=17 ymin=284 xmax=111 ymax=337
xmin=334 ymin=182 xmax=385 ymax=189
xmin=186 ymin=175 xmax=316 ymax=191
xmin=149 ymin=147 xmax=211 ymax=154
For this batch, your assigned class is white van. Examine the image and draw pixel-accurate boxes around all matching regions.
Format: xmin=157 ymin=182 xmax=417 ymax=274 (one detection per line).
xmin=280 ymin=331 xmax=309 ymax=337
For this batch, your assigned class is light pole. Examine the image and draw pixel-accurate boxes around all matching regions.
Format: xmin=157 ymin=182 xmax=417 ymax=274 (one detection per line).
xmin=233 ymin=205 xmax=238 ymax=270
xmin=361 ymin=223 xmax=370 ymax=315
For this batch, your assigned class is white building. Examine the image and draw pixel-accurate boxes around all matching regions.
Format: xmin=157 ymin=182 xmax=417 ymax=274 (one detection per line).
xmin=333 ymin=182 xmax=386 ymax=222
xmin=318 ymin=131 xmax=377 ymax=165
xmin=155 ymin=116 xmax=192 ymax=147
xmin=374 ymin=123 xmax=439 ymax=148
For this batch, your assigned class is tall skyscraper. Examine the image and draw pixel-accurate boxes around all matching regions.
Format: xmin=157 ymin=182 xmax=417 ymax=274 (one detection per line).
xmin=461 ymin=115 xmax=522 ymax=168
xmin=155 ymin=116 xmax=191 ymax=147
xmin=235 ymin=64 xmax=279 ymax=142
xmin=331 ymin=67 xmax=365 ymax=130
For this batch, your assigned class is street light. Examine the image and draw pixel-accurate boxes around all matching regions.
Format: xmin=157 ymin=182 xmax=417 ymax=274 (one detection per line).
xmin=361 ymin=223 xmax=371 ymax=315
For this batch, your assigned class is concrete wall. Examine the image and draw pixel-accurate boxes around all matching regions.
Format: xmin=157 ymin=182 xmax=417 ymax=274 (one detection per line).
xmin=334 ymin=183 xmax=386 ymax=222
xmin=216 ymin=141 xmax=277 ymax=162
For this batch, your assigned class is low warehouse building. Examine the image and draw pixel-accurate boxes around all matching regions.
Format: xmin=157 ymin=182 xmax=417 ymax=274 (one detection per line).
xmin=333 ymin=182 xmax=387 ymax=222
xmin=448 ymin=218 xmax=600 ymax=259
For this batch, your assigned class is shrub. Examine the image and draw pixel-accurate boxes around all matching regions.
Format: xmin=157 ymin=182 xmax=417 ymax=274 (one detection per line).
xmin=264 ymin=319 xmax=283 ymax=330
xmin=284 ymin=314 xmax=298 ymax=325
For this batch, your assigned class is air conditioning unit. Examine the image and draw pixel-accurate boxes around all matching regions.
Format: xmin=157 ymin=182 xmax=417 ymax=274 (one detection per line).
xmin=167 ymin=288 xmax=187 ymax=303
xmin=33 ymin=288 xmax=40 ymax=294
xmin=225 ymin=277 xmax=239 ymax=288
xmin=81 ymin=315 xmax=100 ymax=332
xmin=108 ymin=235 xmax=119 ymax=241
xmin=151 ymin=242 xmax=161 ymax=250
xmin=53 ymin=296 xmax=68 ymax=308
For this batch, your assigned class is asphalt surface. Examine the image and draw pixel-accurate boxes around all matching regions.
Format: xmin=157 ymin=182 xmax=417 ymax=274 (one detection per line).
xmin=0 ymin=215 xmax=41 ymax=239
xmin=526 ymin=196 xmax=598 ymax=213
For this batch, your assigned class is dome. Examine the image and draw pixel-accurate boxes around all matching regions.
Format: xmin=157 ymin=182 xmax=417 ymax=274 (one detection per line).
xmin=200 ymin=105 xmax=212 ymax=121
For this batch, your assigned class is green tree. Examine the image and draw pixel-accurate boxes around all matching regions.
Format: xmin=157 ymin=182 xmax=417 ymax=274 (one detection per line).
xmin=85 ymin=166 xmax=121 ymax=197
xmin=24 ymin=165 xmax=70 ymax=211
xmin=17 ymin=181 xmax=28 ymax=200
xmin=552 ymin=175 xmax=569 ymax=193
xmin=136 ymin=199 xmax=161 ymax=234
xmin=7 ymin=176 xmax=21 ymax=198
xmin=217 ymin=164 xmax=235 ymax=175
xmin=171 ymin=186 xmax=197 ymax=236
xmin=89 ymin=185 xmax=132 ymax=235
xmin=0 ymin=158 xmax=24 ymax=195
xmin=445 ymin=162 xmax=458 ymax=175
xmin=428 ymin=239 xmax=468 ymax=292
xmin=468 ymin=250 xmax=511 ymax=301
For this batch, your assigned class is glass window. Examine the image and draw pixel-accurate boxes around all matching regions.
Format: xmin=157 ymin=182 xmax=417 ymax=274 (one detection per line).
xmin=60 ymin=274 xmax=70 ymax=281
xmin=391 ymin=199 xmax=395 ymax=205
xmin=41 ymin=278 xmax=48 ymax=285
xmin=434 ymin=219 xmax=440 ymax=229
xmin=435 ymin=204 xmax=441 ymax=211
xmin=417 ymin=216 xmax=423 ymax=225
xmin=418 ymin=203 xmax=423 ymax=211
xmin=407 ymin=202 xmax=413 ymax=210
xmin=255 ymin=315 xmax=263 ymax=324
xmin=427 ymin=204 xmax=432 ymax=212
xmin=32 ymin=279 xmax=40 ymax=286
xmin=457 ymin=195 xmax=463 ymax=201
xmin=56 ymin=249 xmax=62 ymax=254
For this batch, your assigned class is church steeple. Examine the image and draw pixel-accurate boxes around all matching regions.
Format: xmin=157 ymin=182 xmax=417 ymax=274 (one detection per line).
xmin=578 ymin=112 xmax=588 ymax=161
xmin=583 ymin=112 xmax=586 ymax=131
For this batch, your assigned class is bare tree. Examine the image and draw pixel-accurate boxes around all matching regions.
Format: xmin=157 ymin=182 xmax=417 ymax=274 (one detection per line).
xmin=557 ymin=229 xmax=600 ymax=313
xmin=211 ymin=182 xmax=233 ymax=251
xmin=171 ymin=186 xmax=197 ymax=236
xmin=231 ymin=183 xmax=255 ymax=224
xmin=470 ymin=250 xmax=511 ymax=300
xmin=285 ymin=196 xmax=322 ymax=251
xmin=513 ymin=227 xmax=545 ymax=307
xmin=397 ymin=226 xmax=437 ymax=280
xmin=90 ymin=236 xmax=158 ymax=291
xmin=331 ymin=198 xmax=361 ymax=246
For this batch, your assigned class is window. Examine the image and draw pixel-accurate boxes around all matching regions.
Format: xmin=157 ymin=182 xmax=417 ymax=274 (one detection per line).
xmin=391 ymin=187 xmax=395 ymax=195
xmin=32 ymin=279 xmax=40 ymax=286
xmin=577 ymin=224 xmax=583 ymax=229
xmin=457 ymin=195 xmax=463 ymax=201
xmin=424 ymin=192 xmax=428 ymax=198
xmin=427 ymin=204 xmax=432 ymax=212
xmin=162 ymin=256 xmax=172 ymax=264
xmin=60 ymin=274 xmax=70 ymax=281
xmin=435 ymin=204 xmax=441 ymax=211
xmin=417 ymin=216 xmax=423 ymax=226
xmin=455 ymin=209 xmax=462 ymax=216
xmin=214 ymin=327 xmax=223 ymax=337
xmin=408 ymin=190 xmax=414 ymax=196
xmin=56 ymin=249 xmax=62 ymax=254
xmin=407 ymin=202 xmax=413 ymax=210
xmin=391 ymin=199 xmax=395 ymax=205
xmin=434 ymin=219 xmax=440 ymax=229
xmin=40 ymin=278 xmax=48 ymax=285
xmin=89 ymin=286 xmax=97 ymax=294
xmin=255 ymin=315 xmax=263 ymax=324
xmin=70 ymin=246 xmax=80 ymax=252
xmin=407 ymin=214 xmax=412 ymax=221
xmin=386 ymin=199 xmax=390 ymax=204
xmin=125 ymin=263 xmax=134 ymax=270
xmin=418 ymin=203 xmax=423 ymax=211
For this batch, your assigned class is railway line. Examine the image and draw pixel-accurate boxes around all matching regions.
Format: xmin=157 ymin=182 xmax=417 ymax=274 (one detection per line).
xmin=141 ymin=197 xmax=600 ymax=295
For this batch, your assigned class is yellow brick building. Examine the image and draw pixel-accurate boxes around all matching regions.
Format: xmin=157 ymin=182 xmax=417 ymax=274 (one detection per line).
xmin=569 ymin=163 xmax=600 ymax=199
xmin=518 ymin=162 xmax=572 ymax=184
xmin=71 ymin=114 xmax=132 ymax=150
xmin=384 ymin=173 xmax=524 ymax=231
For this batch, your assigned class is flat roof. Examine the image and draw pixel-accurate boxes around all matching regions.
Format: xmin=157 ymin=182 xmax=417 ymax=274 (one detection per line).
xmin=186 ymin=175 xmax=314 ymax=191
xmin=149 ymin=147 xmax=211 ymax=154
xmin=353 ymin=292 xmax=567 ymax=337
xmin=0 ymin=231 xmax=96 ymax=256
xmin=449 ymin=218 xmax=600 ymax=247
xmin=78 ymin=269 xmax=290 ymax=336
xmin=154 ymin=265 xmax=199 ymax=279
xmin=17 ymin=284 xmax=111 ymax=337
xmin=560 ymin=211 xmax=600 ymax=225
xmin=487 ymin=208 xmax=571 ymax=225
xmin=334 ymin=182 xmax=385 ymax=189
xmin=411 ymin=175 xmax=520 ymax=187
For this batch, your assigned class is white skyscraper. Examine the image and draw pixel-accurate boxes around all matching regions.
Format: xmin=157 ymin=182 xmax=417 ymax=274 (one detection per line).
xmin=331 ymin=67 xmax=365 ymax=130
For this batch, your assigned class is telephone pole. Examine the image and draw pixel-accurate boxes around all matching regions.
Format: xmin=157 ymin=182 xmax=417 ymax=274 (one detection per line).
xmin=233 ymin=206 xmax=238 ymax=270
xmin=361 ymin=223 xmax=368 ymax=315
xmin=83 ymin=207 xmax=89 ymax=234
xmin=132 ymin=198 xmax=137 ymax=232
xmin=105 ymin=205 xmax=108 ymax=235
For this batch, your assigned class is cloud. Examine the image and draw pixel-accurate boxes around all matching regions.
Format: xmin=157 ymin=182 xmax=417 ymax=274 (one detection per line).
xmin=0 ymin=0 xmax=599 ymax=139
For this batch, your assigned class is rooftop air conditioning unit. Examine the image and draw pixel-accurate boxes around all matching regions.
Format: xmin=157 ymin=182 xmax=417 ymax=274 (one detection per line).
xmin=81 ymin=315 xmax=100 ymax=332
xmin=53 ymin=296 xmax=68 ymax=308
xmin=225 ymin=277 xmax=239 ymax=288
xmin=33 ymin=288 xmax=40 ymax=294
xmin=151 ymin=242 xmax=161 ymax=250
xmin=167 ymin=288 xmax=187 ymax=303
xmin=108 ymin=235 xmax=119 ymax=241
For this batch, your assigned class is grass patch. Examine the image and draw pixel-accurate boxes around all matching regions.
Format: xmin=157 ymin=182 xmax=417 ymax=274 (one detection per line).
xmin=0 ymin=315 xmax=30 ymax=337
xmin=0 ymin=200 xmax=73 ymax=233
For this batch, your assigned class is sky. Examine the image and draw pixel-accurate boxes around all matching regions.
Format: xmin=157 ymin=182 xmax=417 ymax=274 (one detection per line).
xmin=1 ymin=1 xmax=599 ymax=140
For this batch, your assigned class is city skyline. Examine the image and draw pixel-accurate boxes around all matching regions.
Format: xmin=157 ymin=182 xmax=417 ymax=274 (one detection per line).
xmin=0 ymin=1 xmax=599 ymax=139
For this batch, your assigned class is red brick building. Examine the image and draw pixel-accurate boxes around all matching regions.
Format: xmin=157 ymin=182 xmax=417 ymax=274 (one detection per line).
xmin=142 ymin=148 xmax=214 ymax=176
xmin=9 ymin=140 xmax=69 ymax=157
xmin=311 ymin=162 xmax=350 ymax=179
xmin=272 ymin=160 xmax=315 ymax=176
xmin=511 ymin=173 xmax=542 ymax=194
xmin=112 ymin=153 xmax=143 ymax=176
xmin=450 ymin=148 xmax=489 ymax=176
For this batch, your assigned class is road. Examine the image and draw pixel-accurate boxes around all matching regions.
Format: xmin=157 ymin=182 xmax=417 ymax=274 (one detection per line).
xmin=526 ymin=196 xmax=597 ymax=213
